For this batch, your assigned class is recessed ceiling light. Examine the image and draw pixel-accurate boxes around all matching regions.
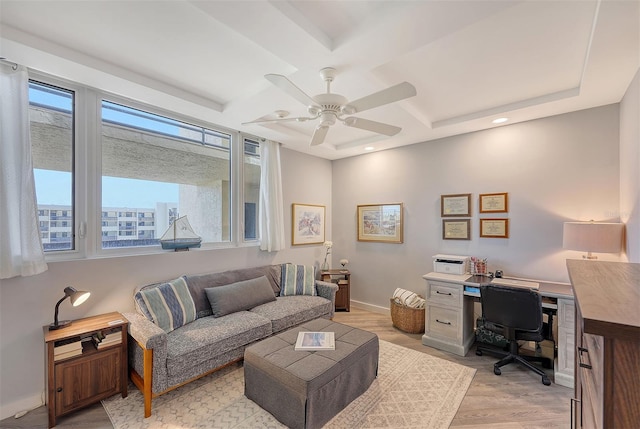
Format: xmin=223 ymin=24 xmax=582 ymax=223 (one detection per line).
xmin=364 ymin=146 xmax=375 ymax=151
xmin=492 ymin=117 xmax=508 ymax=124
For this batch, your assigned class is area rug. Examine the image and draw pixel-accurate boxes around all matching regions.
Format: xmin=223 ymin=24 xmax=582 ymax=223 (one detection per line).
xmin=103 ymin=340 xmax=475 ymax=428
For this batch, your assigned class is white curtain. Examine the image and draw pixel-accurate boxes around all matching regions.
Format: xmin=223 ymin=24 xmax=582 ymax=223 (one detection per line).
xmin=258 ymin=140 xmax=285 ymax=252
xmin=0 ymin=63 xmax=48 ymax=279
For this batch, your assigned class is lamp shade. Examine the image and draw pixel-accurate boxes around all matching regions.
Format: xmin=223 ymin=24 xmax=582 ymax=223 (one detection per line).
xmin=49 ymin=286 xmax=91 ymax=330
xmin=563 ymin=222 xmax=624 ymax=256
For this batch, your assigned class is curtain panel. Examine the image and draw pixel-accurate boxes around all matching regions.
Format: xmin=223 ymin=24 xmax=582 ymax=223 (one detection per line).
xmin=0 ymin=63 xmax=48 ymax=279
xmin=258 ymin=140 xmax=285 ymax=252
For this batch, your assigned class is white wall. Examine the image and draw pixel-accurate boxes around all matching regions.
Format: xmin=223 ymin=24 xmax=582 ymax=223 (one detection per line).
xmin=332 ymin=105 xmax=622 ymax=311
xmin=0 ymin=147 xmax=332 ymax=419
xmin=619 ymin=68 xmax=640 ymax=262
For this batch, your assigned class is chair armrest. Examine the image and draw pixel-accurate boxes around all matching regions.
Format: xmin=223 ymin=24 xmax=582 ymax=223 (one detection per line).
xmin=315 ymin=280 xmax=339 ymax=318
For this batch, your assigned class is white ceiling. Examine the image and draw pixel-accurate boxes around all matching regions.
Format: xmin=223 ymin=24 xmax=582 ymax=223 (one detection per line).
xmin=1 ymin=0 xmax=638 ymax=160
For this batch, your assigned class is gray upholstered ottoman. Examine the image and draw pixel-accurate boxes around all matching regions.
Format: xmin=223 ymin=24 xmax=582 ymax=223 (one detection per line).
xmin=244 ymin=318 xmax=379 ymax=429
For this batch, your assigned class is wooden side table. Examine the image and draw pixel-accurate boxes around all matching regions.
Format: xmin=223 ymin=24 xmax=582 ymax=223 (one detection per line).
xmin=320 ymin=269 xmax=351 ymax=312
xmin=43 ymin=311 xmax=128 ymax=428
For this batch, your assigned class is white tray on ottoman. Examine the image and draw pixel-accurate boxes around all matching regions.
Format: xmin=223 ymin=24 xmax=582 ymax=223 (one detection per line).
xmin=244 ymin=318 xmax=379 ymax=429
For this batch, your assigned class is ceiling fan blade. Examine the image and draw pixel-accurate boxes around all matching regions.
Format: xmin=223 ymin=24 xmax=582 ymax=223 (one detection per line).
xmin=242 ymin=116 xmax=314 ymax=125
xmin=346 ymin=82 xmax=416 ymax=114
xmin=265 ymin=74 xmax=317 ymax=107
xmin=310 ymin=125 xmax=329 ymax=146
xmin=343 ymin=117 xmax=401 ymax=136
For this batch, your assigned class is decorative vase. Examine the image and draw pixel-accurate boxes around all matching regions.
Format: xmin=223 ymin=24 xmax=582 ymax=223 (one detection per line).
xmin=321 ymin=260 xmax=329 ymax=271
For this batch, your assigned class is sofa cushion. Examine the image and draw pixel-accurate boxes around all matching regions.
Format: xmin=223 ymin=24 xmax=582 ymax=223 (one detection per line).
xmin=165 ymin=311 xmax=272 ymax=379
xmin=250 ymin=295 xmax=333 ymax=333
xmin=134 ymin=276 xmax=196 ymax=333
xmin=280 ymin=264 xmax=316 ymax=296
xmin=205 ymin=276 xmax=276 ymax=318
xmin=186 ymin=265 xmax=281 ymax=318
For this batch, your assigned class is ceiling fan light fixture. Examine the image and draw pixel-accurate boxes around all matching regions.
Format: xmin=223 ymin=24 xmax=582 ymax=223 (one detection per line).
xmin=343 ymin=117 xmax=356 ymax=126
xmin=341 ymin=105 xmax=356 ymax=115
xmin=320 ymin=112 xmax=337 ymax=126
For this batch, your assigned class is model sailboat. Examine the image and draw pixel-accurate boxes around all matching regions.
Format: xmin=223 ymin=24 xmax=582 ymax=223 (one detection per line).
xmin=160 ymin=215 xmax=202 ymax=251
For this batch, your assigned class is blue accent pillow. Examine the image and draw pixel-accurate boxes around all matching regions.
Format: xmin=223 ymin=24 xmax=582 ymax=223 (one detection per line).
xmin=280 ymin=264 xmax=316 ymax=296
xmin=134 ymin=276 xmax=197 ymax=333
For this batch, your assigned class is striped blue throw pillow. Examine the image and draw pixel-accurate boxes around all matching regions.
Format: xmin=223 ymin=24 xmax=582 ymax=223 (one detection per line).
xmin=280 ymin=264 xmax=316 ymax=296
xmin=135 ymin=276 xmax=197 ymax=333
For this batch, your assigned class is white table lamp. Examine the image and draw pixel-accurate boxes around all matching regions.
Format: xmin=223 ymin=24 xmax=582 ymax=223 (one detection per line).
xmin=563 ymin=221 xmax=624 ymax=259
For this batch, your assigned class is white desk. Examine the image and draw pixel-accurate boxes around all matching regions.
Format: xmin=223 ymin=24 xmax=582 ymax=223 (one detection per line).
xmin=421 ymin=272 xmax=575 ymax=388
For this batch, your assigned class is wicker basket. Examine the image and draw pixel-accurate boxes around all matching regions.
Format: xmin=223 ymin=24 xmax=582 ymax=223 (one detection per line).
xmin=390 ymin=298 xmax=425 ymax=334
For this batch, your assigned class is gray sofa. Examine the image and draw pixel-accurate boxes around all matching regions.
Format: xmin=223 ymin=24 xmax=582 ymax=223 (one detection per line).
xmin=123 ymin=263 xmax=338 ymax=418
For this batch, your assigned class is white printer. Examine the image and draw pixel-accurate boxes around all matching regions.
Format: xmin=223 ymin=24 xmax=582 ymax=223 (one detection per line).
xmin=432 ymin=254 xmax=470 ymax=275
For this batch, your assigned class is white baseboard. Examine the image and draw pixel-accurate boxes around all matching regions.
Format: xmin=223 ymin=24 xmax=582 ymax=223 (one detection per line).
xmin=350 ymin=300 xmax=390 ymax=316
xmin=0 ymin=391 xmax=44 ymax=421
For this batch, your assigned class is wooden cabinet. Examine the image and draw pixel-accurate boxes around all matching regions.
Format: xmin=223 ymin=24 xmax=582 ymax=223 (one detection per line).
xmin=567 ymin=260 xmax=640 ymax=429
xmin=321 ymin=270 xmax=350 ymax=311
xmin=44 ymin=312 xmax=128 ymax=428
xmin=421 ymin=276 xmax=475 ymax=357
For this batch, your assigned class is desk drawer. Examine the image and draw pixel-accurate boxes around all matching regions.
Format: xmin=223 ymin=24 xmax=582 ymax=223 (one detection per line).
xmin=427 ymin=281 xmax=461 ymax=307
xmin=426 ymin=305 xmax=459 ymax=340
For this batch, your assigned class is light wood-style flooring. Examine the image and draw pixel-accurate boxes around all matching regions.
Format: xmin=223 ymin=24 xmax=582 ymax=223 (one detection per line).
xmin=0 ymin=307 xmax=573 ymax=428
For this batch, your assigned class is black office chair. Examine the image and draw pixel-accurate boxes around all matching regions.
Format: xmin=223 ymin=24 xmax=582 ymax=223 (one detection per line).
xmin=475 ymin=284 xmax=552 ymax=386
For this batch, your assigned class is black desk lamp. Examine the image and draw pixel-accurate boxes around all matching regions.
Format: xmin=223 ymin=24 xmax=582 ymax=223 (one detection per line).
xmin=49 ymin=286 xmax=91 ymax=330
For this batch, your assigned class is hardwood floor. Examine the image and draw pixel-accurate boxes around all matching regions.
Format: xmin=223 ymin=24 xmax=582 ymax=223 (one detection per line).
xmin=1 ymin=307 xmax=573 ymax=428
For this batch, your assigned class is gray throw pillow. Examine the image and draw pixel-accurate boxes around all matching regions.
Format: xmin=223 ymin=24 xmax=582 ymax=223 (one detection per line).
xmin=205 ymin=276 xmax=276 ymax=317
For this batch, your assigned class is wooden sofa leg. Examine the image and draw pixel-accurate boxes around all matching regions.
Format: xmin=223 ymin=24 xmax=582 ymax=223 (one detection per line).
xmin=143 ymin=348 xmax=153 ymax=418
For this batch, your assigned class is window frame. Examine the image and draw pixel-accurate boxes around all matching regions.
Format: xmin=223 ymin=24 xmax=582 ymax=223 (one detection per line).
xmin=29 ymin=71 xmax=262 ymax=262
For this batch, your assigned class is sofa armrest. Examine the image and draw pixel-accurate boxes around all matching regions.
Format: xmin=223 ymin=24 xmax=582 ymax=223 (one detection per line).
xmin=123 ymin=311 xmax=166 ymax=350
xmin=315 ymin=280 xmax=339 ymax=318
xmin=123 ymin=311 xmax=169 ymax=397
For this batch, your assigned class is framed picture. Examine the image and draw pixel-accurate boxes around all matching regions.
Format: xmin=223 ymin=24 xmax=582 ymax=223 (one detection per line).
xmin=291 ymin=203 xmax=325 ymax=245
xmin=357 ymin=203 xmax=403 ymax=243
xmin=441 ymin=194 xmax=471 ymax=217
xmin=479 ymin=192 xmax=508 ymax=213
xmin=480 ymin=218 xmax=509 ymax=238
xmin=442 ymin=219 xmax=471 ymax=240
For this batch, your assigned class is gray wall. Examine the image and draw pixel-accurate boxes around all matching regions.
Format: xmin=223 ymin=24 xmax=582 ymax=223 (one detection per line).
xmin=0 ymin=148 xmax=332 ymax=419
xmin=332 ymin=105 xmax=622 ymax=311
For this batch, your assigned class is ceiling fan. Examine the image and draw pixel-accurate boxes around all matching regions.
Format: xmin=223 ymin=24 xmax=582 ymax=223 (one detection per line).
xmin=243 ymin=67 xmax=417 ymax=146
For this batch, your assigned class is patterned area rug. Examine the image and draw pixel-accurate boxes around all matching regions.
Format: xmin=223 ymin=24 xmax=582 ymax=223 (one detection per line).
xmin=103 ymin=340 xmax=475 ymax=428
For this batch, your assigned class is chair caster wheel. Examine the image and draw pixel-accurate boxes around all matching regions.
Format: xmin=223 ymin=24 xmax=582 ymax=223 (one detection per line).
xmin=493 ymin=366 xmax=501 ymax=376
xmin=476 ymin=350 xmax=483 ymax=356
xmin=542 ymin=376 xmax=551 ymax=386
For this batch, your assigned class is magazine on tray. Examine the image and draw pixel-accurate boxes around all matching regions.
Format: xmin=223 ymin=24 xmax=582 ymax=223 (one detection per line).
xmin=294 ymin=331 xmax=335 ymax=351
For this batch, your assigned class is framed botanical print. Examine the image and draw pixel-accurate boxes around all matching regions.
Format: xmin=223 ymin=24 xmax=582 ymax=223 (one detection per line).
xmin=291 ymin=203 xmax=325 ymax=245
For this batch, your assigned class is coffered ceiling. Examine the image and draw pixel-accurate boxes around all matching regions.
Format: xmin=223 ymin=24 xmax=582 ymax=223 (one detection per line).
xmin=1 ymin=0 xmax=638 ymax=159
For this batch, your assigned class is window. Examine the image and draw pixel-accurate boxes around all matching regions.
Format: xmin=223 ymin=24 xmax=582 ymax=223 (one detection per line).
xmin=26 ymin=74 xmax=262 ymax=258
xmin=100 ymin=101 xmax=232 ymax=249
xmin=243 ymin=139 xmax=261 ymax=241
xmin=29 ymin=81 xmax=75 ymax=252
